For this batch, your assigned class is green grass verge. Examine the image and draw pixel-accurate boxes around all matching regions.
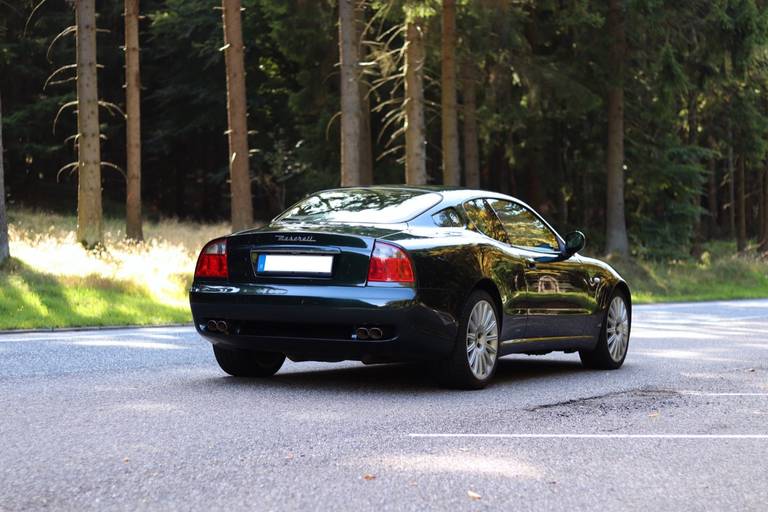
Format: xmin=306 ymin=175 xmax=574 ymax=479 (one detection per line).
xmin=607 ymin=240 xmax=768 ymax=304
xmin=0 ymin=258 xmax=191 ymax=330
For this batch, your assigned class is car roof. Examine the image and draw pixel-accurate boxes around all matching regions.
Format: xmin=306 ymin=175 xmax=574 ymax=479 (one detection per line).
xmin=316 ymin=185 xmax=516 ymax=202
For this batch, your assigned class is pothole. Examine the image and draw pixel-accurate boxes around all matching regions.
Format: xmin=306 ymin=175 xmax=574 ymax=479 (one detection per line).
xmin=527 ymin=389 xmax=684 ymax=417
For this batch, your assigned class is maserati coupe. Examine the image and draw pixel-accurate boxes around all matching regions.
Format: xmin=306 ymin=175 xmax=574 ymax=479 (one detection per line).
xmin=190 ymin=186 xmax=631 ymax=389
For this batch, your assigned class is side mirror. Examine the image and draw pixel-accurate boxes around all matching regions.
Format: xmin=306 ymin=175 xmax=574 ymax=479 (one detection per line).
xmin=564 ymin=231 xmax=586 ymax=257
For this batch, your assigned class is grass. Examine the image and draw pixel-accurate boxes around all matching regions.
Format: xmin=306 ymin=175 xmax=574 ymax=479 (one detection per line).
xmin=1 ymin=210 xmax=229 ymax=330
xmin=1 ymin=209 xmax=767 ymax=329
xmin=605 ymin=241 xmax=768 ymax=304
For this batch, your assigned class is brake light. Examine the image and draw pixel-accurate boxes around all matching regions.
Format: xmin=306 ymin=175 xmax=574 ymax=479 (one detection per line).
xmin=367 ymin=241 xmax=415 ymax=284
xmin=195 ymin=238 xmax=228 ymax=279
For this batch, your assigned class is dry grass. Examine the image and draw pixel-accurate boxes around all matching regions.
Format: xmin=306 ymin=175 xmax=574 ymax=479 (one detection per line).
xmin=2 ymin=209 xmax=230 ymax=329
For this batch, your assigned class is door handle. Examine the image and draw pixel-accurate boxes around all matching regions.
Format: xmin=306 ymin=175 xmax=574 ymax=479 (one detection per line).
xmin=525 ymin=257 xmax=537 ymax=269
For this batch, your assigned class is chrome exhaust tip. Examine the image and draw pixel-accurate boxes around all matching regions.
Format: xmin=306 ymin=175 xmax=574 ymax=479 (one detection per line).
xmin=216 ymin=320 xmax=228 ymax=333
xmin=368 ymin=327 xmax=383 ymax=340
xmin=356 ymin=327 xmax=369 ymax=340
xmin=206 ymin=320 xmax=218 ymax=332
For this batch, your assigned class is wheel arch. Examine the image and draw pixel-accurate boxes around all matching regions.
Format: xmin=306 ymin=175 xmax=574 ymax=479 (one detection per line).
xmin=612 ymin=280 xmax=632 ymax=320
xmin=470 ymin=278 xmax=504 ymax=332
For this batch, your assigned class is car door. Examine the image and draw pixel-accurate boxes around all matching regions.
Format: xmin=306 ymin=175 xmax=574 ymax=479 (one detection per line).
xmin=486 ymin=198 xmax=593 ymax=339
xmin=462 ymin=198 xmax=528 ymax=342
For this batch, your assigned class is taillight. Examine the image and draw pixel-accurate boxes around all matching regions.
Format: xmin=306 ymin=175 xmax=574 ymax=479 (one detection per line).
xmin=194 ymin=238 xmax=228 ymax=279
xmin=367 ymin=241 xmax=415 ymax=284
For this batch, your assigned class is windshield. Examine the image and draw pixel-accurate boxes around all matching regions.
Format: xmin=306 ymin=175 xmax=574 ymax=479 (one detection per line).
xmin=275 ymin=188 xmax=442 ymax=224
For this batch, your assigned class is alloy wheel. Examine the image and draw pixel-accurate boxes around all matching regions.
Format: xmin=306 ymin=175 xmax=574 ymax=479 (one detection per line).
xmin=466 ymin=300 xmax=499 ymax=379
xmin=606 ymin=296 xmax=629 ymax=362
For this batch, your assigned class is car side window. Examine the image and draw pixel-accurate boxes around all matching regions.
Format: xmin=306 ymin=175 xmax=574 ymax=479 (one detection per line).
xmin=432 ymin=207 xmax=464 ymax=227
xmin=463 ymin=199 xmax=508 ymax=243
xmin=487 ymin=199 xmax=559 ymax=252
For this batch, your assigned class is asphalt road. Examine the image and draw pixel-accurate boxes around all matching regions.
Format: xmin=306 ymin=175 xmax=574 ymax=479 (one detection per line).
xmin=1 ymin=300 xmax=767 ymax=511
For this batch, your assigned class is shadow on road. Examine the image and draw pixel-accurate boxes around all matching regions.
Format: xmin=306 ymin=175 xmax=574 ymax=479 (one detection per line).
xmin=199 ymin=356 xmax=586 ymax=393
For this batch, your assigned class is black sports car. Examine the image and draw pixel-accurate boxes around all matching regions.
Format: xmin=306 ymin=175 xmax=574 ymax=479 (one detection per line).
xmin=190 ymin=186 xmax=631 ymax=389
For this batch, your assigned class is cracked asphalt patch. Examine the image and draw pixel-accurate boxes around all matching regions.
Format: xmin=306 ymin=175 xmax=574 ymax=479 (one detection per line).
xmin=1 ymin=300 xmax=768 ymax=511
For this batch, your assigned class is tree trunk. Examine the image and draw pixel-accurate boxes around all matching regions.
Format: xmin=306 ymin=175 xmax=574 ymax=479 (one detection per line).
xmin=404 ymin=18 xmax=427 ymax=185
xmin=221 ymin=0 xmax=254 ymax=231
xmin=759 ymin=167 xmax=768 ymax=253
xmin=727 ymin=121 xmax=736 ymax=237
xmin=604 ymin=0 xmax=629 ymax=256
xmin=688 ymin=91 xmax=702 ymax=257
xmin=125 ymin=0 xmax=142 ymax=241
xmin=0 ymin=93 xmax=9 ymax=265
xmin=737 ymin=156 xmax=747 ymax=252
xmin=356 ymin=2 xmax=373 ymax=185
xmin=75 ymin=0 xmax=103 ymax=247
xmin=440 ymin=0 xmax=460 ymax=186
xmin=339 ymin=0 xmax=361 ymax=187
xmin=707 ymin=156 xmax=718 ymax=238
xmin=461 ymin=68 xmax=480 ymax=189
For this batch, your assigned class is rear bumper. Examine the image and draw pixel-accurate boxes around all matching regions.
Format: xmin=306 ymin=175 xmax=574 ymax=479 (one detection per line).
xmin=189 ymin=283 xmax=457 ymax=363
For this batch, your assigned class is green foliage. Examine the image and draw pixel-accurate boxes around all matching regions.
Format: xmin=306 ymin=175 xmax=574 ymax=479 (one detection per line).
xmin=2 ymin=0 xmax=768 ymax=259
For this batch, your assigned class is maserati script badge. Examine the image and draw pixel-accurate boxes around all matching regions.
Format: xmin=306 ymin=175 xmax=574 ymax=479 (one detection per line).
xmin=275 ymin=234 xmax=317 ymax=242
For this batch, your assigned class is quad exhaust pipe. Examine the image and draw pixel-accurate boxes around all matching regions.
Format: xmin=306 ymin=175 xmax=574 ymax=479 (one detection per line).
xmin=355 ymin=326 xmax=384 ymax=340
xmin=206 ymin=319 xmax=229 ymax=333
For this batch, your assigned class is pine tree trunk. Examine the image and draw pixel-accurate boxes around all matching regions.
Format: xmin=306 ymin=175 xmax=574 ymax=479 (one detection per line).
xmin=75 ymin=0 xmax=103 ymax=247
xmin=737 ymin=156 xmax=747 ymax=252
xmin=356 ymin=2 xmax=373 ymax=186
xmin=440 ymin=0 xmax=460 ymax=186
xmin=404 ymin=18 xmax=427 ymax=185
xmin=125 ymin=0 xmax=143 ymax=241
xmin=688 ymin=91 xmax=702 ymax=257
xmin=221 ymin=0 xmax=254 ymax=231
xmin=604 ymin=0 xmax=629 ymax=256
xmin=727 ymin=122 xmax=736 ymax=237
xmin=461 ymin=67 xmax=480 ymax=189
xmin=759 ymin=168 xmax=767 ymax=253
xmin=707 ymin=156 xmax=718 ymax=238
xmin=0 ymin=93 xmax=9 ymax=265
xmin=339 ymin=0 xmax=362 ymax=187
xmin=759 ymin=168 xmax=768 ymax=253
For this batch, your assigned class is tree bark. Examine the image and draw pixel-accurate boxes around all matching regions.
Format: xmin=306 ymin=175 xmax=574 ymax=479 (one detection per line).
xmin=356 ymin=2 xmax=373 ymax=185
xmin=461 ymin=68 xmax=480 ymax=189
xmin=75 ymin=0 xmax=103 ymax=247
xmin=0 ymin=93 xmax=9 ymax=265
xmin=221 ymin=0 xmax=254 ymax=231
xmin=440 ymin=0 xmax=460 ymax=186
xmin=404 ymin=18 xmax=427 ymax=185
xmin=688 ymin=91 xmax=702 ymax=257
xmin=707 ymin=156 xmax=718 ymax=238
xmin=737 ymin=156 xmax=747 ymax=252
xmin=125 ymin=0 xmax=142 ymax=240
xmin=759 ymin=167 xmax=768 ymax=253
xmin=604 ymin=0 xmax=629 ymax=256
xmin=338 ymin=0 xmax=361 ymax=187
xmin=727 ymin=121 xmax=736 ymax=237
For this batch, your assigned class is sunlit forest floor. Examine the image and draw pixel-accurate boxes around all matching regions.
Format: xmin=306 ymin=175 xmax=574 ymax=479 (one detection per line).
xmin=1 ymin=210 xmax=228 ymax=330
xmin=1 ymin=209 xmax=767 ymax=329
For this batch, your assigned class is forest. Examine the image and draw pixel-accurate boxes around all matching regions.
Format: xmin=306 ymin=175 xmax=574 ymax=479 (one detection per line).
xmin=2 ymin=0 xmax=768 ymax=261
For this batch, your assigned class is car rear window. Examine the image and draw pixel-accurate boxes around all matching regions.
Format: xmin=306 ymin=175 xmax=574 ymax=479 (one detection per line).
xmin=275 ymin=188 xmax=442 ymax=224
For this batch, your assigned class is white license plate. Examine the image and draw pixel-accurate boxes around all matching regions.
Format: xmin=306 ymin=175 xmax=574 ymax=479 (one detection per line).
xmin=256 ymin=254 xmax=334 ymax=275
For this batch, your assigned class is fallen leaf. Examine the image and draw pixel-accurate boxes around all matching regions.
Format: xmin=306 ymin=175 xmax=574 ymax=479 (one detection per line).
xmin=123 ymin=457 xmax=130 ymax=463
xmin=467 ymin=490 xmax=481 ymax=500
xmin=363 ymin=474 xmax=376 ymax=481
xmin=649 ymin=411 xmax=660 ymax=418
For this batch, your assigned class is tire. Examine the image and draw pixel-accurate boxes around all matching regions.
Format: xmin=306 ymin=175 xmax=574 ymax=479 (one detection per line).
xmin=579 ymin=289 xmax=631 ymax=370
xmin=213 ymin=345 xmax=286 ymax=377
xmin=438 ymin=290 xmax=500 ymax=390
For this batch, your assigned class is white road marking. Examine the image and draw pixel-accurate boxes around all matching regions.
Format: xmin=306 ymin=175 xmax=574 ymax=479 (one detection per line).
xmin=679 ymin=391 xmax=768 ymax=397
xmin=409 ymin=434 xmax=768 ymax=439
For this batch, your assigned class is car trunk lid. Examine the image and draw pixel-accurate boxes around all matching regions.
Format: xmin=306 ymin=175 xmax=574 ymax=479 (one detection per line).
xmin=226 ymin=223 xmax=406 ymax=286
